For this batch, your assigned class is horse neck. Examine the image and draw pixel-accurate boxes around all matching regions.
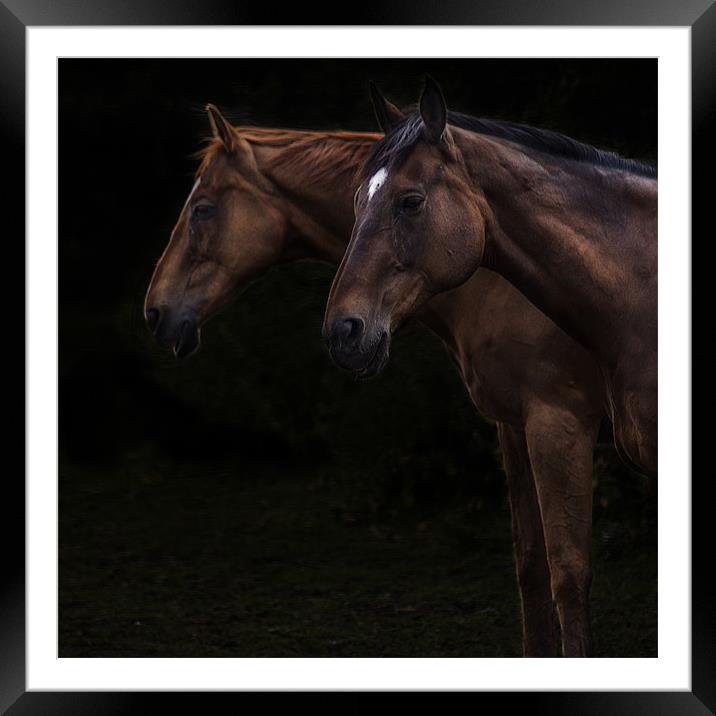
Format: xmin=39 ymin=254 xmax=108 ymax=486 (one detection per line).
xmin=249 ymin=130 xmax=379 ymax=265
xmin=461 ymin=132 xmax=657 ymax=358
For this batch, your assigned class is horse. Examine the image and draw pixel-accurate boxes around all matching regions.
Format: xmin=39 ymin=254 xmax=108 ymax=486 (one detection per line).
xmin=325 ymin=79 xmax=657 ymax=477
xmin=146 ymin=103 xmax=612 ymax=657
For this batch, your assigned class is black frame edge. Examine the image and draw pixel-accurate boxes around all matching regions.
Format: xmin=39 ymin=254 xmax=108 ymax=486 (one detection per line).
xmin=2 ymin=692 xmax=715 ymax=715
xmin=3 ymin=0 xmax=715 ymax=27
xmin=692 ymin=3 xmax=716 ymax=713
xmin=0 ymin=0 xmax=26 ymax=714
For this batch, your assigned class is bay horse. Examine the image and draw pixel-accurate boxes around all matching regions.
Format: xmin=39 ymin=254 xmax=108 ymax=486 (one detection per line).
xmin=325 ymin=79 xmax=657 ymax=477
xmin=146 ymin=104 xmax=613 ymax=657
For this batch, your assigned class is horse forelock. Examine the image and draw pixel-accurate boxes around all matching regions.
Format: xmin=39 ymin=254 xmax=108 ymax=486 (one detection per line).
xmin=362 ymin=114 xmax=425 ymax=181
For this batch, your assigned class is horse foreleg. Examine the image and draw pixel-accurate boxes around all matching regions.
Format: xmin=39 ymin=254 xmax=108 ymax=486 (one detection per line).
xmin=497 ymin=422 xmax=557 ymax=657
xmin=524 ymin=405 xmax=599 ymax=658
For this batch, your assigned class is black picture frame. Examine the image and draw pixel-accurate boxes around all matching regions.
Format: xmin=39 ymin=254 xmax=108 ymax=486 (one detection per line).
xmin=3 ymin=1 xmax=710 ymax=712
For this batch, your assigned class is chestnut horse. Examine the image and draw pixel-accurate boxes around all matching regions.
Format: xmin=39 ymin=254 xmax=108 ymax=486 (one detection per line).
xmin=325 ymin=79 xmax=657 ymax=477
xmin=146 ymin=104 xmax=611 ymax=657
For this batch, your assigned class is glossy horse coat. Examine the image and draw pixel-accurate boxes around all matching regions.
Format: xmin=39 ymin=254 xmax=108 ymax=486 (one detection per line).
xmin=147 ymin=104 xmax=616 ymax=656
xmin=326 ymin=80 xmax=657 ymax=476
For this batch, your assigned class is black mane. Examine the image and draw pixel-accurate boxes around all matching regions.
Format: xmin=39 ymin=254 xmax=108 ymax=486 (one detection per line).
xmin=364 ymin=110 xmax=657 ymax=180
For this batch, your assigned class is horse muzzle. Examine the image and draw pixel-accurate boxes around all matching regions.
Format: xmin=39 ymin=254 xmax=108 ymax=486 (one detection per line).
xmin=324 ymin=316 xmax=390 ymax=378
xmin=145 ymin=304 xmax=201 ymax=359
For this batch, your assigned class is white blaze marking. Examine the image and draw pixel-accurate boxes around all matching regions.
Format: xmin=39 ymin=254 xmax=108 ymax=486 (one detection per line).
xmin=183 ymin=176 xmax=201 ymax=211
xmin=367 ymin=167 xmax=388 ymax=201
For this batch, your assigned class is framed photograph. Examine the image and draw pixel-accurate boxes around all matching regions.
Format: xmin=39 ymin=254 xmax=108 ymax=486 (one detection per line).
xmin=5 ymin=0 xmax=710 ymax=711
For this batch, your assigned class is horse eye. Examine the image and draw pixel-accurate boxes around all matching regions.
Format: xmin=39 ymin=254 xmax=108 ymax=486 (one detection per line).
xmin=192 ymin=203 xmax=215 ymax=220
xmin=400 ymin=194 xmax=425 ymax=212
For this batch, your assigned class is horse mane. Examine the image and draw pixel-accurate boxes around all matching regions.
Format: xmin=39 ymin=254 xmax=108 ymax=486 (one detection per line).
xmin=364 ymin=110 xmax=657 ymax=180
xmin=194 ymin=127 xmax=381 ymax=186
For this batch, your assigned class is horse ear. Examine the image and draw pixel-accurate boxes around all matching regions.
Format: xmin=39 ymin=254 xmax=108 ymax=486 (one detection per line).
xmin=206 ymin=103 xmax=236 ymax=151
xmin=369 ymin=81 xmax=405 ymax=134
xmin=419 ymin=76 xmax=447 ymax=143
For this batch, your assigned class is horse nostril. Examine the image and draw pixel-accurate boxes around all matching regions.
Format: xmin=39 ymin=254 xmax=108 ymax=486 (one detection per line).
xmin=334 ymin=316 xmax=364 ymax=344
xmin=146 ymin=307 xmax=161 ymax=334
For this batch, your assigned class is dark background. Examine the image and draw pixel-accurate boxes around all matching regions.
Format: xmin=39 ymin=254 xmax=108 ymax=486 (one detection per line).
xmin=59 ymin=59 xmax=657 ymax=657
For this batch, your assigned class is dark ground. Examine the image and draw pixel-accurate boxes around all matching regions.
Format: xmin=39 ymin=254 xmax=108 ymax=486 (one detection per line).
xmin=59 ymin=59 xmax=657 ymax=658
